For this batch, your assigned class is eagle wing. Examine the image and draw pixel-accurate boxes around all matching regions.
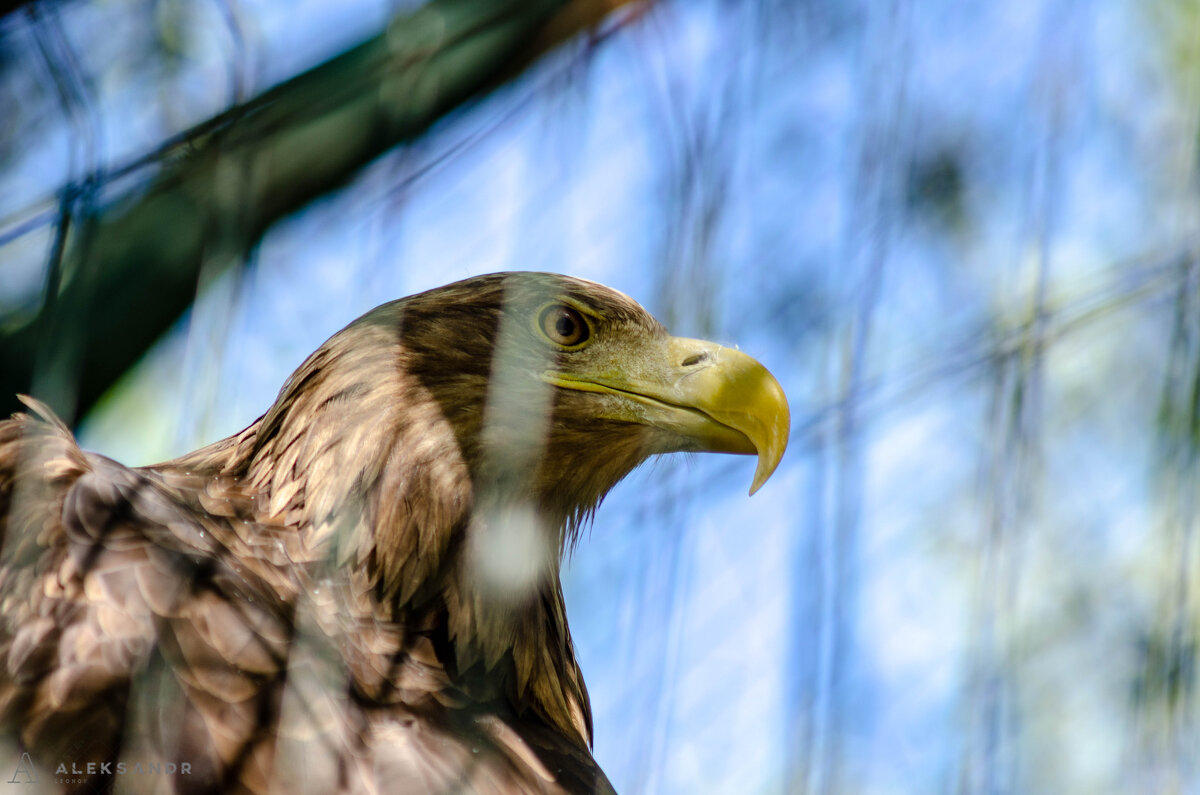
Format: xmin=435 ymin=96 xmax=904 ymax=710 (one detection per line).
xmin=0 ymin=401 xmax=613 ymax=794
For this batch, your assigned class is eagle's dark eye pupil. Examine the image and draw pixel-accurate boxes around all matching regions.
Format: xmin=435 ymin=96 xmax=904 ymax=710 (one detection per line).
xmin=556 ymin=315 xmax=575 ymax=338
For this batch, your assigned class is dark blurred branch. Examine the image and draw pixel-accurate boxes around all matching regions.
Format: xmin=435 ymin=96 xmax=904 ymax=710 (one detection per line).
xmin=1 ymin=0 xmax=645 ymax=423
xmin=1 ymin=0 xmax=34 ymax=22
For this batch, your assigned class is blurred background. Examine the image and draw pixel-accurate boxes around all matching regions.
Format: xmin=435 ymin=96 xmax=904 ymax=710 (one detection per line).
xmin=3 ymin=0 xmax=1200 ymax=792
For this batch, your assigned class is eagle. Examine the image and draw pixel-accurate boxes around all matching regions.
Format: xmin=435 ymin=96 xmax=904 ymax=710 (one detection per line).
xmin=0 ymin=272 xmax=788 ymax=793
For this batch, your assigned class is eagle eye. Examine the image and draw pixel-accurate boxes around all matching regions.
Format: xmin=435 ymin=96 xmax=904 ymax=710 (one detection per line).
xmin=538 ymin=304 xmax=590 ymax=348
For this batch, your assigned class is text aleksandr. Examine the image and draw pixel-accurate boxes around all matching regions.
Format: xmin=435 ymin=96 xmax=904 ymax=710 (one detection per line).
xmin=55 ymin=762 xmax=192 ymax=775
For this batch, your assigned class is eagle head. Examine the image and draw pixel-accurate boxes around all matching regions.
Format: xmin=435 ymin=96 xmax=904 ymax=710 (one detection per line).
xmin=392 ymin=271 xmax=787 ymax=515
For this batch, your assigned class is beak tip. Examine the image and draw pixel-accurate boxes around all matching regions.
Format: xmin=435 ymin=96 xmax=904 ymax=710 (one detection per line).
xmin=747 ymin=445 xmax=783 ymax=496
xmin=748 ymin=403 xmax=789 ymax=497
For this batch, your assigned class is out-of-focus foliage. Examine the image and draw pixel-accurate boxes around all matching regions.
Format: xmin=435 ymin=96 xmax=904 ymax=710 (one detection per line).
xmin=0 ymin=0 xmax=639 ymax=424
xmin=4 ymin=0 xmax=1200 ymax=793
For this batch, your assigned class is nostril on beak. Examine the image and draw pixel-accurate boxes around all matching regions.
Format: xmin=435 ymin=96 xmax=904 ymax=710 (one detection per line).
xmin=681 ymin=352 xmax=709 ymax=368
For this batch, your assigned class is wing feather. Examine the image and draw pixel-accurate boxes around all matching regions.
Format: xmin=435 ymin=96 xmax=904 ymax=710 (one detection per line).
xmin=0 ymin=406 xmax=614 ymax=793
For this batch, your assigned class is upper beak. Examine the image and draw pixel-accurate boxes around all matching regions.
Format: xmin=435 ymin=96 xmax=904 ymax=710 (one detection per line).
xmin=544 ymin=337 xmax=790 ymax=494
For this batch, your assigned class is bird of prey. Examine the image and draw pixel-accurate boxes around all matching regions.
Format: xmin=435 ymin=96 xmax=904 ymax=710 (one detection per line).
xmin=0 ymin=272 xmax=788 ymax=794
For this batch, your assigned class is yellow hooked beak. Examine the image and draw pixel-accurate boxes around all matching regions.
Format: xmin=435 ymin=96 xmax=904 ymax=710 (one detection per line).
xmin=543 ymin=337 xmax=790 ymax=494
